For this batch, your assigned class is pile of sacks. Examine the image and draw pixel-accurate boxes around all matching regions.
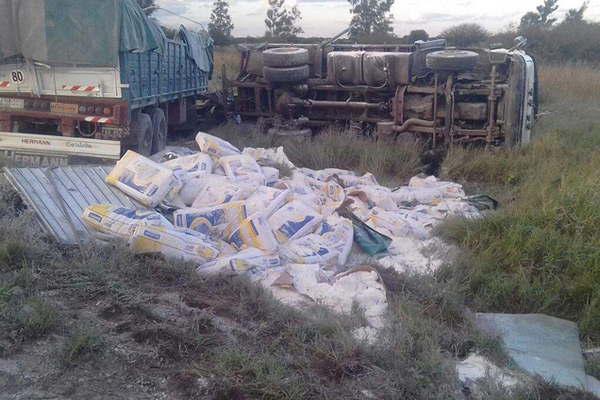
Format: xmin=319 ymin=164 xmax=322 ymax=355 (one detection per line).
xmin=81 ymin=132 xmax=482 ymax=332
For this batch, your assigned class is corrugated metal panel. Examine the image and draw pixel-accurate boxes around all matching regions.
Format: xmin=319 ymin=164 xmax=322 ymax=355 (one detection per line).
xmin=3 ymin=165 xmax=140 ymax=245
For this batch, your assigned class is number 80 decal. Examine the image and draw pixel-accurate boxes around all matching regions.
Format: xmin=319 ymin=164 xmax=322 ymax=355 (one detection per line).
xmin=10 ymin=70 xmax=24 ymax=84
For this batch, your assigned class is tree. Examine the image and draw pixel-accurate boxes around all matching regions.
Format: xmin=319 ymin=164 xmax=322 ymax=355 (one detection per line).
xmin=519 ymin=0 xmax=559 ymax=31
xmin=265 ymin=0 xmax=303 ymax=40
xmin=441 ymin=23 xmax=489 ymax=47
xmin=136 ymin=0 xmax=157 ymax=15
xmin=564 ymin=1 xmax=588 ymax=24
xmin=348 ymin=0 xmax=394 ymax=40
xmin=208 ymin=0 xmax=234 ymax=45
xmin=406 ymin=29 xmax=429 ymax=43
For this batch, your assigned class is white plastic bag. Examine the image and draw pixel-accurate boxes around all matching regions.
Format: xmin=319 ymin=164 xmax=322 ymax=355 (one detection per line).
xmin=408 ymin=175 xmax=465 ymax=198
xmin=299 ymin=167 xmax=354 ymax=182
xmin=191 ymin=175 xmax=256 ymax=208
xmin=336 ymin=173 xmax=379 ymax=188
xmin=365 ymin=207 xmax=430 ymax=240
xmin=174 ymin=201 xmax=248 ymax=236
xmin=219 ymin=154 xmax=266 ymax=184
xmin=261 ymin=166 xmax=280 ymax=186
xmin=106 ymin=150 xmax=177 ymax=207
xmin=162 ymin=153 xmax=213 ymax=178
xmin=346 ymin=184 xmax=398 ymax=211
xmin=242 ymin=146 xmax=295 ymax=170
xmin=226 ymin=213 xmax=279 ymax=252
xmin=197 ymin=247 xmax=281 ymax=275
xmin=268 ymin=200 xmax=322 ymax=244
xmin=195 ymin=132 xmax=241 ymax=157
xmin=129 ymin=224 xmax=220 ymax=264
xmin=245 ymin=186 xmax=290 ymax=217
xmin=280 ymin=234 xmax=339 ymax=265
xmin=318 ymin=214 xmax=354 ymax=265
xmin=82 ymin=204 xmax=171 ymax=240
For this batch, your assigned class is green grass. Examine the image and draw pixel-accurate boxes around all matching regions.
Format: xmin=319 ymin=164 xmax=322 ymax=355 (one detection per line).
xmin=438 ymin=63 xmax=600 ymax=342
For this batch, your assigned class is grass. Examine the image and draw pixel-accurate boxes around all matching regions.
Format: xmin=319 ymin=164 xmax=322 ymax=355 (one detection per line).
xmin=61 ymin=330 xmax=103 ymax=366
xmin=438 ymin=64 xmax=600 ymax=342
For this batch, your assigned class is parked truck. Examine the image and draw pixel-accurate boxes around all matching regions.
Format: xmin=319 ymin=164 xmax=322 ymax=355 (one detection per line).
xmin=229 ymin=32 xmax=537 ymax=146
xmin=0 ymin=0 xmax=213 ymax=166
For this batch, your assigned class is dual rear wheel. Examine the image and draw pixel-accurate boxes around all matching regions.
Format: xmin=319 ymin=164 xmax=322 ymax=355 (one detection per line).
xmin=130 ymin=107 xmax=167 ymax=156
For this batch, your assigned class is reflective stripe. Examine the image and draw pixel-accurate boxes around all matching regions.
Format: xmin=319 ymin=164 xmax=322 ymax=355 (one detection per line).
xmin=0 ymin=81 xmax=10 ymax=88
xmin=84 ymin=116 xmax=114 ymax=124
xmin=62 ymin=85 xmax=98 ymax=92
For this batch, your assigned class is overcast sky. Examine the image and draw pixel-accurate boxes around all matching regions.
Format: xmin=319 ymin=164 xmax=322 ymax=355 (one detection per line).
xmin=156 ymin=0 xmax=600 ymax=37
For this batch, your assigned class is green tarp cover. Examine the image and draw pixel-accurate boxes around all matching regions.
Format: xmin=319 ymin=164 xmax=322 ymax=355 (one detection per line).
xmin=0 ymin=0 xmax=164 ymax=65
xmin=178 ymin=26 xmax=214 ymax=76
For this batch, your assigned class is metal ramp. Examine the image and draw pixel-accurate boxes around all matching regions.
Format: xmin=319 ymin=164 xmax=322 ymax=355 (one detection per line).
xmin=4 ymin=165 xmax=140 ymax=245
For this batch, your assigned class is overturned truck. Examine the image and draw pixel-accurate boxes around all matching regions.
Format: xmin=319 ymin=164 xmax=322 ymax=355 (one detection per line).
xmin=229 ymin=35 xmax=537 ymax=146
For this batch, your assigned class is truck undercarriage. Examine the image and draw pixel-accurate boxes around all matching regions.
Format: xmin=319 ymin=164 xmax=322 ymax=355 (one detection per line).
xmin=229 ymin=36 xmax=537 ymax=147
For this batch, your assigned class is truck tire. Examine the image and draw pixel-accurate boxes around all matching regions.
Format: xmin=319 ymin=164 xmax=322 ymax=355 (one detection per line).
xmin=426 ymin=50 xmax=480 ymax=71
xmin=150 ymin=108 xmax=167 ymax=154
xmin=263 ymin=47 xmax=309 ymax=68
xmin=263 ymin=65 xmax=309 ymax=83
xmin=131 ymin=112 xmax=153 ymax=156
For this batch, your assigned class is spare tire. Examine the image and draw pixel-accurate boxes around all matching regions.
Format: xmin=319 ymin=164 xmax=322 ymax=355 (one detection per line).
xmin=263 ymin=47 xmax=309 ymax=67
xmin=426 ymin=50 xmax=480 ymax=71
xmin=264 ymin=65 xmax=310 ymax=83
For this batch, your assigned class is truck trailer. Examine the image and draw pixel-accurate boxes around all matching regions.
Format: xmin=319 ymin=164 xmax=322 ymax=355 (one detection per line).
xmin=0 ymin=0 xmax=213 ymax=165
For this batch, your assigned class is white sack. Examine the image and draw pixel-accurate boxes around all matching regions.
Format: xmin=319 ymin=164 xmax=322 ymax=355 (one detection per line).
xmin=129 ymin=224 xmax=220 ymax=264
xmin=105 ymin=150 xmax=177 ymax=208
xmin=195 ymin=131 xmax=241 ymax=157
xmin=268 ymin=200 xmax=322 ymax=244
xmin=197 ymin=247 xmax=281 ymax=276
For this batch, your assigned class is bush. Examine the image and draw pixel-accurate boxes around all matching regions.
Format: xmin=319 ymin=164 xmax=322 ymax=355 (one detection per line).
xmin=441 ymin=23 xmax=490 ymax=47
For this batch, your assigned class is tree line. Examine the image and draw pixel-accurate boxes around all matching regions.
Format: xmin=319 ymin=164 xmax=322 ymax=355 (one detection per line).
xmin=139 ymin=0 xmax=600 ymax=63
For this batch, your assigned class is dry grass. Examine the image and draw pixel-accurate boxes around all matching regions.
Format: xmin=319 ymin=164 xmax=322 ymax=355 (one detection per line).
xmin=538 ymin=63 xmax=600 ymax=103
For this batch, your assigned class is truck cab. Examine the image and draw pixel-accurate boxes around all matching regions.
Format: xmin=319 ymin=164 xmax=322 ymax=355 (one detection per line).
xmin=230 ymin=35 xmax=537 ymax=147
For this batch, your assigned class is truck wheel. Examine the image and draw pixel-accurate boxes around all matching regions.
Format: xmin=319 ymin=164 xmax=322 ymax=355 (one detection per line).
xmin=263 ymin=65 xmax=310 ymax=83
xmin=151 ymin=108 xmax=167 ymax=154
xmin=263 ymin=47 xmax=309 ymax=68
xmin=426 ymin=50 xmax=480 ymax=71
xmin=131 ymin=112 xmax=153 ymax=156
